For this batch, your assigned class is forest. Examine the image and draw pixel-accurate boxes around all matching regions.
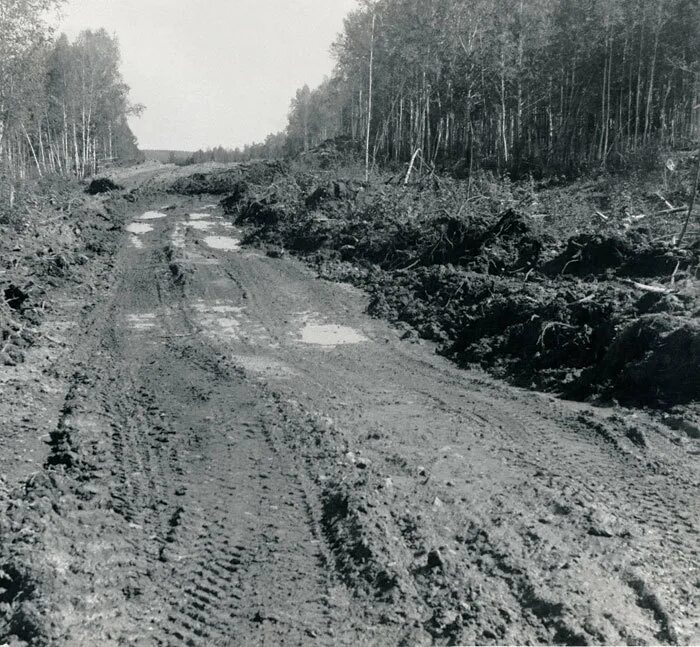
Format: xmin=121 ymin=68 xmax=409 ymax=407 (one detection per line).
xmin=0 ymin=0 xmax=140 ymax=206
xmin=279 ymin=0 xmax=699 ymax=177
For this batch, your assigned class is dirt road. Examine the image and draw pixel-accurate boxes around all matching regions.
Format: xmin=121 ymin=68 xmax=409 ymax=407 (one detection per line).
xmin=1 ymin=176 xmax=698 ymax=645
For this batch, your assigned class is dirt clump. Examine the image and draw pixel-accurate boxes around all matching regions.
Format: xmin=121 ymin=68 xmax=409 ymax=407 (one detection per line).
xmin=589 ymin=314 xmax=700 ymax=406
xmin=544 ymin=229 xmax=697 ymax=278
xmin=86 ymin=177 xmax=123 ymax=194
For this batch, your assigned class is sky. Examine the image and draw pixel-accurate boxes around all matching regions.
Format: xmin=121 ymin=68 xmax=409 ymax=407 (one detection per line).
xmin=57 ymin=0 xmax=358 ymax=151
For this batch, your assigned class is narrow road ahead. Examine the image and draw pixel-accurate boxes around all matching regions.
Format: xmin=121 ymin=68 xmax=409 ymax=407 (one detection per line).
xmin=5 ymin=189 xmax=698 ymax=645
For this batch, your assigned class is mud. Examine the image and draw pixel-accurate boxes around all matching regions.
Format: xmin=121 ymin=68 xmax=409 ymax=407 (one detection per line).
xmin=1 ymin=164 xmax=698 ymax=646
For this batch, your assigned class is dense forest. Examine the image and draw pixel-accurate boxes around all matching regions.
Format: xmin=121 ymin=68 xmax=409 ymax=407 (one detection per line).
xmin=0 ymin=0 xmax=140 ymax=204
xmin=279 ymin=0 xmax=698 ymax=176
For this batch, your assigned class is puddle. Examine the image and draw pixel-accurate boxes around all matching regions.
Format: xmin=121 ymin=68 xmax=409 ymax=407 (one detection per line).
xmin=203 ymin=236 xmax=241 ymax=251
xmin=128 ymin=235 xmax=144 ymax=248
xmin=201 ymin=204 xmax=218 ymax=211
xmin=299 ymin=323 xmax=368 ymax=346
xmin=189 ymin=213 xmax=213 ymax=220
xmin=125 ymin=223 xmax=153 ymax=235
xmin=171 ymin=222 xmax=186 ymax=248
xmin=213 ymin=317 xmax=240 ymax=335
xmin=210 ymin=305 xmax=244 ymax=314
xmin=192 ymin=301 xmax=243 ymax=339
xmin=192 ymin=301 xmax=244 ymax=315
xmin=126 ymin=313 xmax=157 ymax=330
xmin=234 ymin=355 xmax=298 ymax=379
xmin=192 ymin=300 xmax=270 ymax=346
xmin=138 ymin=211 xmax=167 ymax=220
xmin=185 ymin=221 xmax=215 ymax=231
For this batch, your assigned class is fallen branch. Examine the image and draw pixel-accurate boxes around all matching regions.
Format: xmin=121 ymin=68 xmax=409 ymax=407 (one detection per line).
xmin=655 ymin=191 xmax=675 ymax=210
xmin=654 ymin=206 xmax=688 ymax=215
xmin=622 ymin=279 xmax=673 ymax=294
xmin=568 ymin=293 xmax=596 ymax=305
xmin=537 ymin=321 xmax=577 ymax=348
xmin=404 ymin=148 xmax=422 ymax=185
xmin=670 ymin=261 xmax=681 ymax=285
xmin=677 ymin=147 xmax=700 ymax=247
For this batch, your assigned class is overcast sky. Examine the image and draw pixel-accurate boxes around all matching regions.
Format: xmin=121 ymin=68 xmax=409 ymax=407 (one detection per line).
xmin=57 ymin=0 xmax=358 ymax=151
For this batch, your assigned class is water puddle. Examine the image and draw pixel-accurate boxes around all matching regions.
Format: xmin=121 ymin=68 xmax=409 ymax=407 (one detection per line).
xmin=189 ymin=213 xmax=213 ymax=220
xmin=138 ymin=211 xmax=168 ymax=220
xmin=126 ymin=313 xmax=157 ymax=330
xmin=185 ymin=221 xmax=215 ymax=231
xmin=171 ymin=222 xmax=186 ymax=248
xmin=128 ymin=235 xmax=144 ymax=248
xmin=201 ymin=204 xmax=218 ymax=211
xmin=203 ymin=236 xmax=241 ymax=251
xmin=192 ymin=301 xmax=244 ymax=339
xmin=233 ymin=355 xmax=298 ymax=379
xmin=299 ymin=323 xmax=368 ymax=346
xmin=192 ymin=300 xmax=270 ymax=346
xmin=125 ymin=222 xmax=153 ymax=234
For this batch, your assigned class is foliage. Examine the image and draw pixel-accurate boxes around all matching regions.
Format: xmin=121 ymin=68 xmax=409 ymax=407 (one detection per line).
xmin=0 ymin=2 xmax=140 ymax=200
xmin=279 ymin=0 xmax=699 ymax=177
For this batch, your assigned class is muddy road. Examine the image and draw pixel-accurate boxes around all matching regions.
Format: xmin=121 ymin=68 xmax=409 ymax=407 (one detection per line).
xmin=1 ymin=173 xmax=698 ymax=646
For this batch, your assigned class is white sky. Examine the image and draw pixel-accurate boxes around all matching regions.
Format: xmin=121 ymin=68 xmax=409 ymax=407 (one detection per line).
xmin=57 ymin=0 xmax=358 ymax=151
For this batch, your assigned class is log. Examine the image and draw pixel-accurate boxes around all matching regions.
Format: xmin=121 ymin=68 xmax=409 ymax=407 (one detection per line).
xmin=623 ymin=279 xmax=673 ymax=294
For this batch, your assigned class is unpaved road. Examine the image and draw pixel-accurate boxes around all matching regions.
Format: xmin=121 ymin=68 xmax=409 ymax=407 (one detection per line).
xmin=1 ymin=171 xmax=698 ymax=646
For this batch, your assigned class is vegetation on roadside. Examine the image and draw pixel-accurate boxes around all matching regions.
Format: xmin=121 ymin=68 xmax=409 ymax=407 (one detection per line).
xmin=0 ymin=0 xmax=142 ymax=212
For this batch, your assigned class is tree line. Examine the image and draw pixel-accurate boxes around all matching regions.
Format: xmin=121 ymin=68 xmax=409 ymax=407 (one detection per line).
xmin=1 ymin=0 xmax=141 ymax=203
xmin=174 ymin=132 xmax=287 ymax=166
xmin=280 ymin=0 xmax=699 ymax=176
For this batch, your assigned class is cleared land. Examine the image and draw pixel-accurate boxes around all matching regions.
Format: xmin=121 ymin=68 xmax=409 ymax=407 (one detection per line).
xmin=0 ymin=162 xmax=698 ymax=646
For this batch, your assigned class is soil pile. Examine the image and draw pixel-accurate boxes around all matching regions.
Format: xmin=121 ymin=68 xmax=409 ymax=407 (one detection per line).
xmin=86 ymin=177 xmax=123 ymax=194
xmin=0 ymin=176 xmax=129 ymax=366
xmin=170 ymin=161 xmax=285 ymax=195
xmin=543 ymin=230 xmax=695 ymax=278
xmin=299 ymin=136 xmax=361 ymax=169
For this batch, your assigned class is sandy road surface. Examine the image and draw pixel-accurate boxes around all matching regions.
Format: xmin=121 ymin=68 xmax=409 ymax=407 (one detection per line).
xmin=1 ymin=177 xmax=698 ymax=646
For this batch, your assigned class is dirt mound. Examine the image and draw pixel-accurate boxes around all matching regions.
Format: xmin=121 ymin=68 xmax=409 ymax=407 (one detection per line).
xmin=590 ymin=314 xmax=700 ymax=405
xmin=170 ymin=161 xmax=285 ymax=195
xmin=0 ymin=186 xmax=128 ymax=366
xmin=305 ymin=180 xmax=363 ymax=209
xmin=244 ymin=184 xmax=548 ymax=275
xmin=86 ymin=177 xmax=123 ymax=194
xmin=544 ymin=230 xmax=697 ymax=278
xmin=300 ymin=136 xmax=361 ymax=169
